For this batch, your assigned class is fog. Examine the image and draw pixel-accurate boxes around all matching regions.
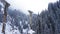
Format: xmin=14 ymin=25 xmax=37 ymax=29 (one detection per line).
xmin=6 ymin=0 xmax=59 ymax=14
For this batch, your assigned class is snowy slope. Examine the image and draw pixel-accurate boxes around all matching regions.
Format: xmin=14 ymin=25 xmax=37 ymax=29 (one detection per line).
xmin=0 ymin=21 xmax=20 ymax=34
xmin=0 ymin=21 xmax=35 ymax=34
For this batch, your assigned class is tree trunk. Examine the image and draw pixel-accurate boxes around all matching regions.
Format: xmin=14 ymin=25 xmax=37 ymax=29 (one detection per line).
xmin=2 ymin=2 xmax=10 ymax=34
xmin=2 ymin=4 xmax=7 ymax=34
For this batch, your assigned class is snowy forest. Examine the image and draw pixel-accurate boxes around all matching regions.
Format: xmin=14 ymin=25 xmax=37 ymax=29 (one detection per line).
xmin=0 ymin=0 xmax=60 ymax=34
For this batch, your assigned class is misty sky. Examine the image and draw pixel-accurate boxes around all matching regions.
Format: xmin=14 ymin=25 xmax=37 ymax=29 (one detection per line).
xmin=6 ymin=0 xmax=59 ymax=14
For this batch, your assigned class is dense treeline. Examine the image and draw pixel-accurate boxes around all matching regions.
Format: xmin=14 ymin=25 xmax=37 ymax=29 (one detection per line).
xmin=37 ymin=0 xmax=60 ymax=34
xmin=0 ymin=0 xmax=60 ymax=34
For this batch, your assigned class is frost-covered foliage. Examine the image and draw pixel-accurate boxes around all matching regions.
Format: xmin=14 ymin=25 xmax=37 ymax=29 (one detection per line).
xmin=0 ymin=3 xmax=35 ymax=34
xmin=37 ymin=0 xmax=60 ymax=34
xmin=0 ymin=22 xmax=20 ymax=34
xmin=1 ymin=0 xmax=60 ymax=34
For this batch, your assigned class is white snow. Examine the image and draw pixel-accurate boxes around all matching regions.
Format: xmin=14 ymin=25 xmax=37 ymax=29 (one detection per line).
xmin=28 ymin=29 xmax=35 ymax=34
xmin=0 ymin=23 xmax=3 ymax=34
xmin=0 ymin=22 xmax=20 ymax=34
xmin=0 ymin=21 xmax=35 ymax=34
xmin=23 ymin=28 xmax=35 ymax=34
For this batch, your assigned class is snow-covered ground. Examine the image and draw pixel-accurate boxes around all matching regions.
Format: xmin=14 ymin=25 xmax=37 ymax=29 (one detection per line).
xmin=0 ymin=22 xmax=20 ymax=34
xmin=0 ymin=21 xmax=35 ymax=34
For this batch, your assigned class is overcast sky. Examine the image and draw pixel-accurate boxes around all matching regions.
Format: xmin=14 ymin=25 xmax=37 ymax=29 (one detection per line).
xmin=6 ymin=0 xmax=59 ymax=14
